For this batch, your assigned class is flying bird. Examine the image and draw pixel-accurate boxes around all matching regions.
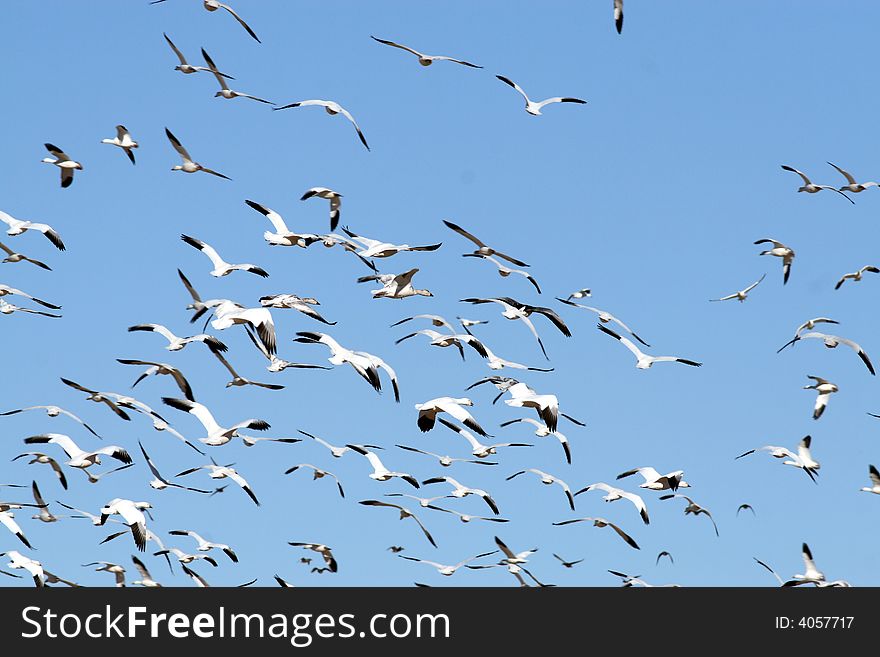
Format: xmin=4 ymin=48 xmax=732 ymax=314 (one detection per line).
xmin=370 ymin=36 xmax=481 ymax=68
xmin=342 ymin=226 xmax=441 ymax=259
xmin=1 ymin=405 xmax=100 ymax=438
xmin=139 ymin=442 xmax=210 ymax=492
xmin=0 ymin=210 xmax=65 ymax=250
xmin=803 ymin=375 xmax=838 ymax=420
xmin=98 ymin=498 xmax=151 ymax=552
xmin=161 ymin=397 xmax=270 ymax=447
xmin=176 ymin=461 xmax=260 ymax=506
xmin=11 ymin=452 xmax=68 ymax=490
xmin=202 ymin=48 xmax=273 ymax=104
xmin=359 ymin=267 xmax=433 ymax=299
xmin=421 ymin=476 xmax=500 ymax=515
xmin=552 ymin=516 xmax=640 ymax=550
xmin=274 ymin=100 xmax=369 ymax=151
xmin=737 ymin=504 xmax=756 ymax=517
xmin=735 ymin=435 xmax=820 ymax=483
xmin=259 ymin=293 xmax=335 ymax=325
xmin=553 ymin=554 xmax=584 ymax=568
xmin=165 ymin=127 xmax=231 ymax=179
xmin=0 ymin=240 xmax=52 ymax=270
xmin=574 ymin=482 xmax=649 ymax=524
xmin=659 ymin=494 xmax=719 ymax=536
xmin=398 ymin=551 xmax=498 ymax=576
xmin=396 ymin=444 xmax=497 ymax=467
xmin=709 ymin=274 xmax=766 ymax=303
xmin=59 ymin=378 xmax=131 ymax=420
xmin=100 ymin=125 xmax=138 ymax=164
xmin=0 ymin=300 xmax=60 ymax=318
xmin=162 ymin=33 xmax=234 ymax=76
xmin=781 ymin=165 xmax=853 ymax=202
xmin=557 ymin=298 xmax=649 ymax=345
xmin=209 ymin=349 xmax=285 ymax=391
xmin=507 ymin=469 xmax=575 ymax=510
xmin=499 ymin=417 xmax=570 ymax=463
xmin=860 ymin=465 xmax=880 ymax=495
xmin=168 ymin=530 xmax=238 ymax=563
xmin=496 ymin=75 xmax=587 ymax=116
xmin=346 ymin=444 xmax=420 ymax=489
xmin=616 ymin=467 xmax=689 ymax=492
xmin=288 ymin=543 xmax=337 ymax=572
xmin=596 ymin=323 xmax=702 ymax=369
xmin=437 ymin=418 xmax=532 ymax=459
xmin=754 ymin=239 xmax=795 ymax=284
xmin=614 ymin=0 xmax=624 ymax=33
xmin=41 ymin=143 xmax=82 ymax=188
xmin=415 ymin=397 xmax=490 ymax=437
xmin=300 ymin=188 xmax=343 ymax=231
xmin=285 ymin=464 xmax=345 ymax=498
xmin=464 ymin=254 xmax=541 ymax=293
xmin=181 ymin=234 xmax=269 ymax=278
xmin=442 ymin=220 xmax=530 ymax=267
xmin=358 ymin=500 xmax=437 ymax=548
xmin=834 ymin=265 xmax=879 ymax=290
xmin=23 ymin=433 xmax=131 ymax=473
xmin=777 ymin=331 xmax=874 ymax=375
xmin=827 ymin=161 xmax=880 ymax=193
xmin=152 ymin=0 xmax=260 ymax=43
xmin=116 ymin=359 xmax=195 ymax=401
xmin=127 ymin=323 xmax=227 ymax=353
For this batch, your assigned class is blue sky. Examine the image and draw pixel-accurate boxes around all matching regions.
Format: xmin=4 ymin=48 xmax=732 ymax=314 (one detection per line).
xmin=1 ymin=0 xmax=878 ymax=587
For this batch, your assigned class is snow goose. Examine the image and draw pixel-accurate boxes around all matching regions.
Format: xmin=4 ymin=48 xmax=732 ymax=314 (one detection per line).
xmin=41 ymin=143 xmax=82 ymax=188
xmin=139 ymin=442 xmax=211 ymax=493
xmin=0 ymin=508 xmax=34 ymax=548
xmin=84 ymin=561 xmax=127 ymax=587
xmin=475 ymin=377 xmax=584 ymax=433
xmin=735 ymin=435 xmax=820 ymax=482
xmin=11 ymin=452 xmax=68 ymax=489
xmin=398 ymin=550 xmax=498 ymax=576
xmin=346 ymin=444 xmax=420 ymax=489
xmin=245 ymin=200 xmax=322 ymax=248
xmin=480 ymin=343 xmax=554 ymax=372
xmin=659 ymin=494 xmax=719 ymax=536
xmin=152 ymin=0 xmax=260 ymax=43
xmin=614 ymin=0 xmax=624 ymax=33
xmin=202 ymin=48 xmax=272 ymax=104
xmin=98 ymin=498 xmax=151 ymax=552
xmin=301 ymin=187 xmax=342 ymax=231
xmin=165 ymin=127 xmax=231 ymax=179
xmin=131 ymin=555 xmax=161 ymax=587
xmin=596 ymin=323 xmax=701 ymax=369
xmin=2 ymin=551 xmax=44 ymax=586
xmin=777 ymin=331 xmax=874 ymax=375
xmin=780 ymin=165 xmax=853 ymax=202
xmin=437 ymin=418 xmax=532 ymax=458
xmin=554 ymin=553 xmax=584 ymax=568
xmin=163 ymin=33 xmax=234 ymax=76
xmin=827 ymin=161 xmax=880 ymax=193
xmin=181 ymin=234 xmax=269 ymax=278
xmin=464 ymin=254 xmax=541 ymax=293
xmin=284 ymin=463 xmax=345 ymax=498
xmin=424 ymin=506 xmax=508 ymax=524
xmin=835 ymin=265 xmax=879 ymax=290
xmin=297 ymin=429 xmax=383 ymax=458
xmin=259 ymin=293 xmax=335 ymax=324
xmin=555 ymin=299 xmax=651 ymax=344
xmin=616 ymin=467 xmax=689 ymax=491
xmin=274 ymin=574 xmax=294 ymax=587
xmin=154 ymin=547 xmax=218 ymax=568
xmin=82 ymin=463 xmax=134 ymax=485
xmin=354 ymin=350 xmax=401 ymax=402
xmin=1 ymin=404 xmax=99 ymax=438
xmin=274 ymin=100 xmax=369 ymax=150
xmin=0 ymin=285 xmax=58 ymax=310
xmin=101 ymin=125 xmax=138 ymax=164
xmin=359 ymin=500 xmax=437 ymax=547
xmin=575 ymin=482 xmax=649 ymax=524
xmin=860 ymin=465 xmax=880 ymax=494
xmin=116 ymin=358 xmax=195 ymax=401
xmin=499 ymin=417 xmax=570 ymax=463
xmin=25 ymin=433 xmax=131 ymax=471
xmin=420 ymin=475 xmax=500 ymax=515
xmin=783 ymin=543 xmax=826 ymax=586
xmin=359 ymin=267 xmax=433 ymax=299
xmin=709 ymin=273 xmax=765 ymax=303
xmin=161 ymin=397 xmax=270 ymax=446
xmin=496 ymin=75 xmax=586 ymax=116
xmin=442 ymin=220 xmax=529 ymax=267
xmin=391 ymin=314 xmax=456 ymax=332
xmin=0 ymin=210 xmax=65 ymax=250
xmin=458 ymin=317 xmax=489 ymax=330
xmin=384 ymin=493 xmax=449 ymax=508
xmin=396 ymin=329 xmax=487 ymax=361
xmin=288 ymin=543 xmax=337 ymax=572
xmin=210 ymin=301 xmax=277 ymax=355
xmin=59 ymin=377 xmax=133 ymax=420
xmin=803 ymin=375 xmax=838 ymax=419
xmin=415 ymin=397 xmax=490 ymax=436
xmin=293 ymin=331 xmax=383 ymax=393
xmin=492 ymin=536 xmax=536 ymax=566
xmin=507 ymin=469 xmax=575 ymax=510
xmin=209 ymin=348 xmax=285 ymax=390
xmin=459 ymin=297 xmax=551 ymax=359
xmin=553 ymin=516 xmax=640 ymax=549
xmin=176 ymin=460 xmax=260 ymax=505
xmin=754 ymin=238 xmax=795 ymax=284
xmin=168 ymin=529 xmax=238 ymax=562
xmin=370 ymin=36 xmax=481 ymax=68
xmin=395 ymin=444 xmax=497 ymax=467
xmin=565 ymin=288 xmax=591 ymax=301
xmin=0 ymin=299 xmax=60 ymax=318
xmin=0 ymin=240 xmax=52 ymax=270
xmin=177 ymin=269 xmax=218 ymax=325
xmin=342 ymin=226 xmax=442 ymax=258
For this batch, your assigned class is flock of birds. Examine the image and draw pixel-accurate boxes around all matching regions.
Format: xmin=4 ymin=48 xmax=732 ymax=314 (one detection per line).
xmin=0 ymin=2 xmax=875 ymax=588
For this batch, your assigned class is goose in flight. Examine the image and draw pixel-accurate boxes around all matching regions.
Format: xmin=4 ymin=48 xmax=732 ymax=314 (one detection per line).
xmin=161 ymin=397 xmax=270 ymax=447
xmin=285 ymin=464 xmax=345 ymax=498
xmin=614 ymin=0 xmax=624 ymax=33
xmin=835 ymin=265 xmax=879 ymax=290
xmin=139 ymin=442 xmax=210 ymax=492
xmin=209 ymin=348 xmax=285 ymax=391
xmin=780 ymin=165 xmax=854 ymax=203
xmin=860 ymin=465 xmax=880 ymax=494
xmin=130 ymin=556 xmax=161 ymax=587
xmin=424 ymin=506 xmax=508 ymax=524
xmin=437 ymin=418 xmax=532 ymax=458
xmin=785 ymin=543 xmax=826 ymax=586
xmin=0 ymin=299 xmax=60 ymax=318
xmin=101 ymin=125 xmax=138 ymax=164
xmin=396 ymin=329 xmax=488 ymax=361
xmin=346 ymin=444 xmax=420 ymax=489
xmin=552 ymin=516 xmax=640 ymax=550
xmin=359 ymin=500 xmax=437 ymax=548
xmin=127 ymin=323 xmax=227 ymax=353
xmin=301 ymin=187 xmax=342 ymax=231
xmin=177 ymin=269 xmax=216 ymax=324
xmin=596 ymin=323 xmax=702 ymax=369
xmin=154 ymin=547 xmax=218 ymax=568
xmin=395 ymin=444 xmax=497 ymax=467
xmin=735 ymin=435 xmax=820 ymax=483
xmin=656 ymin=551 xmax=674 ymax=566
xmin=464 ymin=254 xmax=541 ymax=293
xmin=459 ymin=298 xmax=554 ymax=359
xmin=777 ymin=331 xmax=874 ymax=375
xmin=41 ymin=143 xmax=82 ymax=188
xmin=359 ymin=267 xmax=433 ymax=299
xmin=64 ymin=377 xmax=136 ymax=420
xmin=507 ymin=469 xmax=575 ymax=510
xmin=0 ymin=285 xmax=59 ymax=310
xmin=342 ymin=226 xmax=441 ymax=259
xmin=575 ymin=482 xmax=649 ymax=524
xmin=557 ymin=298 xmax=648 ymax=345
xmin=442 ymin=220 xmax=529 ymax=267
xmin=201 ymin=48 xmax=272 ymax=104
xmin=709 ymin=273 xmax=766 ymax=303
xmin=168 ymin=530 xmax=238 ymax=563
xmin=754 ymin=238 xmax=795 ymax=284
xmin=116 ymin=358 xmax=195 ymax=401
xmin=24 ymin=433 xmax=131 ymax=472
xmin=98 ymin=498 xmax=151 ymax=552
xmin=492 ymin=536 xmax=537 ymax=566
xmin=391 ymin=314 xmax=456 ymax=332
xmin=398 ymin=550 xmax=498 ymax=576
xmin=274 ymin=100 xmax=369 ymax=150
xmin=1 ymin=551 xmax=45 ymax=586
xmin=370 ymin=36 xmax=481 ymax=68
xmin=803 ymin=375 xmax=838 ymax=420
xmin=496 ymin=75 xmax=586 ymax=116
xmin=481 ymin=342 xmax=554 ymax=372
xmin=12 ymin=452 xmax=68 ymax=489
xmin=288 ymin=543 xmax=337 ymax=572
xmin=245 ymin=200 xmax=321 ymax=248
xmin=163 ymin=33 xmax=234 ymax=76
xmin=565 ymin=288 xmax=591 ymax=301
xmin=659 ymin=494 xmax=719 ymax=536
xmin=176 ymin=461 xmax=260 ymax=505
xmin=165 ymin=128 xmax=231 ymax=179
xmin=297 ymin=429 xmax=383 ymax=459
xmin=210 ymin=301 xmax=277 ymax=356
xmin=0 ymin=240 xmax=52 ymax=270
xmin=84 ymin=561 xmax=127 ymax=587
xmin=294 ymin=331 xmax=384 ymax=395
xmin=616 ymin=467 xmax=689 ymax=492
xmin=385 ymin=493 xmax=450 ymax=509
xmin=82 ymin=462 xmax=134 ymax=485
xmin=554 ymin=553 xmax=584 ymax=568
xmin=352 ymin=350 xmax=400 ymax=402
xmin=778 ymin=318 xmax=840 ymax=350
xmin=415 ymin=397 xmax=490 ymax=437
xmin=0 ymin=210 xmax=65 ymax=250
xmin=458 ymin=317 xmax=489 ymax=330
xmin=152 ymin=0 xmax=260 ymax=43
xmin=259 ymin=293 xmax=335 ymax=325
xmin=0 ymin=508 xmax=35 ymax=549
xmin=1 ymin=404 xmax=100 ymax=438
xmin=499 ymin=417 xmax=570 ymax=463
xmin=421 ymin=476 xmax=500 ymax=515
xmin=478 ymin=377 xmax=584 ymax=433
xmin=827 ymin=161 xmax=880 ymax=193
xmin=181 ymin=234 xmax=269 ymax=278
xmin=737 ymin=503 xmax=756 ymax=516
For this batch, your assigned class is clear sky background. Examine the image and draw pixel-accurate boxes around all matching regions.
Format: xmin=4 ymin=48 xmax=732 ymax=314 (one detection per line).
xmin=0 ymin=0 xmax=878 ymax=587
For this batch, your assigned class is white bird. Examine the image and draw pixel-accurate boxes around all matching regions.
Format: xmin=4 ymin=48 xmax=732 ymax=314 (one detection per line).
xmin=0 ymin=210 xmax=65 ymax=250
xmin=342 ymin=226 xmax=442 ymax=259
xmin=358 ymin=500 xmax=437 ymax=547
xmin=835 ymin=265 xmax=879 ymax=290
xmin=154 ymin=547 xmax=218 ymax=568
xmin=139 ymin=442 xmax=211 ymax=493
xmin=659 ymin=494 xmax=719 ymax=537
xmin=398 ymin=550 xmax=498 ymax=576
xmin=131 ymin=555 xmax=161 ymax=587
xmin=507 ymin=469 xmax=575 ymax=510
xmin=477 ymin=377 xmax=584 ymax=434
xmin=273 ymin=100 xmax=370 ymax=151
xmin=480 ymin=343 xmax=554 ymax=373
xmin=860 ymin=465 xmax=880 ymax=494
xmin=458 ymin=317 xmax=489 ymax=330
xmin=0 ymin=284 xmax=58 ymax=310
xmin=181 ymin=234 xmax=269 ymax=278
xmin=499 ymin=417 xmax=570 ymax=463
xmin=359 ymin=268 xmax=433 ymax=299
xmin=464 ymin=254 xmax=541 ymax=293
xmin=285 ymin=463 xmax=345 ymax=498
xmin=827 ymin=161 xmax=880 ymax=193
xmin=616 ymin=467 xmax=689 ymax=491
xmin=168 ymin=529 xmax=238 ymax=562
xmin=127 ymin=323 xmax=227 ymax=353
xmin=11 ymin=452 xmax=68 ymax=490
xmin=784 ymin=543 xmax=826 ymax=586
xmin=493 ymin=536 xmax=537 ymax=566
xmin=442 ymin=220 xmax=530 ymax=267
xmin=1 ymin=404 xmax=100 ymax=439
xmin=176 ymin=461 xmax=260 ymax=506
xmin=781 ymin=165 xmax=853 ymax=203
xmin=777 ymin=331 xmax=874 ymax=375
xmin=301 ymin=187 xmax=343 ymax=231
xmin=596 ymin=323 xmax=702 ymax=369
xmin=101 ymin=125 xmax=138 ymax=164
xmin=294 ymin=331 xmax=386 ymax=396
xmin=754 ymin=238 xmax=795 ymax=285
xmin=736 ymin=435 xmax=820 ymax=483
xmin=244 ymin=199 xmax=322 ymax=248
xmin=259 ymin=293 xmax=335 ymax=325
xmin=162 ymin=32 xmax=234 ymax=76
xmin=575 ymin=482 xmax=650 ymax=525
xmin=384 ymin=493 xmax=449 ymax=508
xmin=396 ymin=329 xmax=488 ymax=361
xmin=346 ymin=444 xmax=420 ymax=489
xmin=461 ymin=297 xmax=571 ymax=360
xmin=201 ymin=48 xmax=273 ymax=104
xmin=614 ymin=0 xmax=624 ymax=33
xmin=1 ymin=551 xmax=45 ymax=586
xmin=415 ymin=397 xmax=490 ymax=436
xmin=803 ymin=375 xmax=838 ymax=420
xmin=777 ymin=318 xmax=840 ymax=351
xmin=0 ymin=508 xmax=34 ymax=549
xmin=83 ymin=561 xmax=127 ymax=587
xmin=437 ymin=418 xmax=532 ymax=458
xmin=98 ymin=498 xmax=151 ymax=552
xmin=557 ymin=297 xmax=649 ymax=345
xmin=165 ymin=127 xmax=231 ymax=179
xmin=425 ymin=506 xmax=508 ymax=524
xmin=82 ymin=462 xmax=134 ymax=485
xmin=161 ymin=397 xmax=270 ymax=447
xmin=0 ymin=240 xmax=52 ymax=270
xmin=565 ymin=288 xmax=591 ymax=301
xmin=297 ymin=429 xmax=383 ymax=459
xmin=210 ymin=349 xmax=285 ymax=391
xmin=288 ymin=543 xmax=337 ymax=572
xmin=552 ymin=516 xmax=640 ymax=550
xmin=24 ymin=433 xmax=132 ymax=470
xmin=396 ymin=444 xmax=497 ymax=467
xmin=370 ymin=36 xmax=482 ymax=68
xmin=391 ymin=314 xmax=456 ymax=333
xmin=421 ymin=475 xmax=500 ymax=515
xmin=41 ymin=143 xmax=82 ymax=188
xmin=496 ymin=75 xmax=587 ymax=116
xmin=151 ymin=0 xmax=260 ymax=43
xmin=209 ymin=300 xmax=277 ymax=356
xmin=709 ymin=273 xmax=766 ymax=303
xmin=0 ymin=299 xmax=60 ymax=318
xmin=116 ymin=358 xmax=195 ymax=401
